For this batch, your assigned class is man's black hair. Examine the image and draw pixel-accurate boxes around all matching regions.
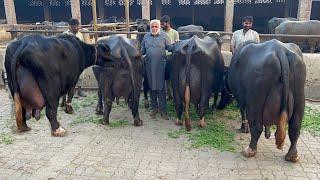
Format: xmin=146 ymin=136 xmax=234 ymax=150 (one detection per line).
xmin=68 ymin=18 xmax=80 ymax=26
xmin=161 ymin=15 xmax=171 ymax=23
xmin=242 ymin=16 xmax=253 ymax=22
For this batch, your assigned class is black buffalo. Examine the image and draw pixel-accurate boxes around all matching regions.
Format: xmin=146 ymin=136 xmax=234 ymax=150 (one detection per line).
xmin=135 ymin=18 xmax=151 ymax=108
xmin=170 ymin=34 xmax=224 ymax=131
xmin=220 ymin=39 xmax=306 ymax=162
xmin=4 ymin=34 xmax=96 ymax=136
xmin=177 ymin=25 xmax=204 ymax=40
xmin=93 ymin=36 xmax=143 ymax=126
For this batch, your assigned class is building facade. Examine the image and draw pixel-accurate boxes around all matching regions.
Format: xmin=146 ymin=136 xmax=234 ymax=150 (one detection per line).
xmin=0 ymin=0 xmax=320 ymax=33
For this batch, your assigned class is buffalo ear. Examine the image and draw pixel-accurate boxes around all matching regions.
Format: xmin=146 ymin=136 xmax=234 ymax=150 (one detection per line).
xmin=207 ymin=32 xmax=223 ymax=46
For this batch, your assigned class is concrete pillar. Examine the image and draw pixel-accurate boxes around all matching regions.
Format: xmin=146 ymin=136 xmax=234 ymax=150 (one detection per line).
xmin=297 ymin=0 xmax=313 ymax=21
xmin=4 ymin=0 xmax=17 ymax=24
xmin=141 ymin=0 xmax=150 ymax=20
xmin=224 ymin=0 xmax=234 ymax=32
xmin=43 ymin=0 xmax=52 ymax=21
xmin=97 ymin=0 xmax=105 ymax=20
xmin=155 ymin=0 xmax=162 ymax=20
xmin=71 ymin=0 xmax=82 ymax=23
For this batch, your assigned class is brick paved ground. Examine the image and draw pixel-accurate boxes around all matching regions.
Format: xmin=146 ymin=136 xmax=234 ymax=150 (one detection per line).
xmin=0 ymin=89 xmax=320 ymax=180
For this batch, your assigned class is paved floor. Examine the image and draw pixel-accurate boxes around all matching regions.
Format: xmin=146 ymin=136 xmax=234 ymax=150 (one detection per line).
xmin=0 ymin=89 xmax=320 ymax=180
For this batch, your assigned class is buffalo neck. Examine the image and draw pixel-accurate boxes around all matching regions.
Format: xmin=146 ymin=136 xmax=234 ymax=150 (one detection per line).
xmin=81 ymin=42 xmax=96 ymax=69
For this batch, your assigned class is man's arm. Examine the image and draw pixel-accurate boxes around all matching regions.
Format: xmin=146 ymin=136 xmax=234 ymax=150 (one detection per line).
xmin=255 ymin=31 xmax=260 ymax=43
xmin=175 ymin=30 xmax=179 ymax=42
xmin=230 ymin=33 xmax=236 ymax=54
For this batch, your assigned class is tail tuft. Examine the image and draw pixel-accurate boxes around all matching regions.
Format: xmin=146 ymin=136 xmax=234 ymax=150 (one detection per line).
xmin=275 ymin=111 xmax=288 ymax=150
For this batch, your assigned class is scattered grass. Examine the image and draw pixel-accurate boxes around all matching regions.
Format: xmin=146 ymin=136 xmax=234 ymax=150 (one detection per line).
xmin=71 ymin=93 xmax=98 ymax=111
xmin=0 ymin=133 xmax=14 ymax=145
xmin=302 ymin=105 xmax=320 ymax=136
xmin=167 ymin=100 xmax=238 ymax=152
xmin=168 ymin=129 xmax=190 ymax=139
xmin=70 ymin=114 xmax=102 ymax=127
xmin=109 ymin=119 xmax=130 ymax=128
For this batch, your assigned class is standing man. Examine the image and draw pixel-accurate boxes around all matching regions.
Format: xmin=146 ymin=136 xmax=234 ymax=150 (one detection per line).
xmin=64 ymin=18 xmax=87 ymax=97
xmin=160 ymin=15 xmax=179 ymax=44
xmin=141 ymin=19 xmax=172 ymax=120
xmin=160 ymin=15 xmax=179 ymax=101
xmin=231 ymin=16 xmax=260 ymax=54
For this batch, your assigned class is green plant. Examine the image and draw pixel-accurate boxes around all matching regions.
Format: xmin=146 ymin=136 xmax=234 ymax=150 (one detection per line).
xmin=0 ymin=133 xmax=14 ymax=145
xmin=109 ymin=119 xmax=129 ymax=128
xmin=302 ymin=105 xmax=320 ymax=136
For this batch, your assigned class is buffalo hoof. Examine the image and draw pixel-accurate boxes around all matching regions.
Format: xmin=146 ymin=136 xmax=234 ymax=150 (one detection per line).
xmin=185 ymin=121 xmax=192 ymax=131
xmin=17 ymin=126 xmax=31 ymax=133
xmin=144 ymin=99 xmax=150 ymax=109
xmin=242 ymin=146 xmax=257 ymax=158
xmin=199 ymin=118 xmax=207 ymax=128
xmin=95 ymin=108 xmax=103 ymax=115
xmin=51 ymin=127 xmax=67 ymax=137
xmin=175 ymin=119 xmax=183 ymax=126
xmin=101 ymin=119 xmax=109 ymax=125
xmin=134 ymin=119 xmax=143 ymax=126
xmin=285 ymin=152 xmax=299 ymax=163
xmin=240 ymin=122 xmax=249 ymax=133
xmin=64 ymin=104 xmax=74 ymax=114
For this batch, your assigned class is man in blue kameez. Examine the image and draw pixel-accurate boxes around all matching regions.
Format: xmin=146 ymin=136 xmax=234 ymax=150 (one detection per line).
xmin=141 ymin=19 xmax=172 ymax=120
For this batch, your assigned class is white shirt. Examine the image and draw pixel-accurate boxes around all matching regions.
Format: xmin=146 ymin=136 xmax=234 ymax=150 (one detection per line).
xmin=231 ymin=29 xmax=260 ymax=50
xmin=63 ymin=30 xmax=84 ymax=42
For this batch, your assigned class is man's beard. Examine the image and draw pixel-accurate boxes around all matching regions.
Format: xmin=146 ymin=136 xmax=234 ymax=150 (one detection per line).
xmin=151 ymin=29 xmax=160 ymax=35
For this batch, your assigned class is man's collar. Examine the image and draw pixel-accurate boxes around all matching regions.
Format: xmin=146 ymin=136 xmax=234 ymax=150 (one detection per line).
xmin=242 ymin=29 xmax=251 ymax=34
xmin=164 ymin=27 xmax=172 ymax=32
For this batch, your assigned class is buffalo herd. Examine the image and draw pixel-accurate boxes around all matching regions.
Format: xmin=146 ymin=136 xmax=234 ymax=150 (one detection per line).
xmin=4 ymin=19 xmax=307 ymax=162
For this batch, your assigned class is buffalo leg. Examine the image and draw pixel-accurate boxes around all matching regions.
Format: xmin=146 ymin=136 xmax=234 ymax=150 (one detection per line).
xmin=242 ymin=108 xmax=263 ymax=158
xmin=95 ymin=88 xmax=103 ymax=115
xmin=240 ymin=108 xmax=249 ymax=133
xmin=198 ymin=96 xmax=208 ymax=128
xmin=285 ymin=103 xmax=304 ymax=162
xmin=211 ymin=93 xmax=219 ymax=110
xmin=93 ymin=66 xmax=104 ymax=115
xmin=173 ymin=87 xmax=183 ymax=126
xmin=129 ymin=93 xmax=143 ymax=126
xmin=60 ymin=95 xmax=66 ymax=107
xmin=143 ymin=78 xmax=150 ymax=109
xmin=166 ymin=80 xmax=173 ymax=101
xmin=102 ymin=98 xmax=113 ymax=125
xmin=47 ymin=101 xmax=66 ymax=137
xmin=64 ymin=87 xmax=75 ymax=114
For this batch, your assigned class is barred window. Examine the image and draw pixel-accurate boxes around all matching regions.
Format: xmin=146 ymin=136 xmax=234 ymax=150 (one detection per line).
xmin=49 ymin=0 xmax=61 ymax=6
xmin=27 ymin=0 xmax=43 ymax=7
xmin=136 ymin=0 xmax=153 ymax=5
xmin=81 ymin=0 xmax=92 ymax=6
xmin=178 ymin=0 xmax=191 ymax=5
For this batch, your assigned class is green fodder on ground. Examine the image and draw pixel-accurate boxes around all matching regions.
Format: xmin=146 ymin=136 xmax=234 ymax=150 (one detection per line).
xmin=167 ymin=100 xmax=240 ymax=152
